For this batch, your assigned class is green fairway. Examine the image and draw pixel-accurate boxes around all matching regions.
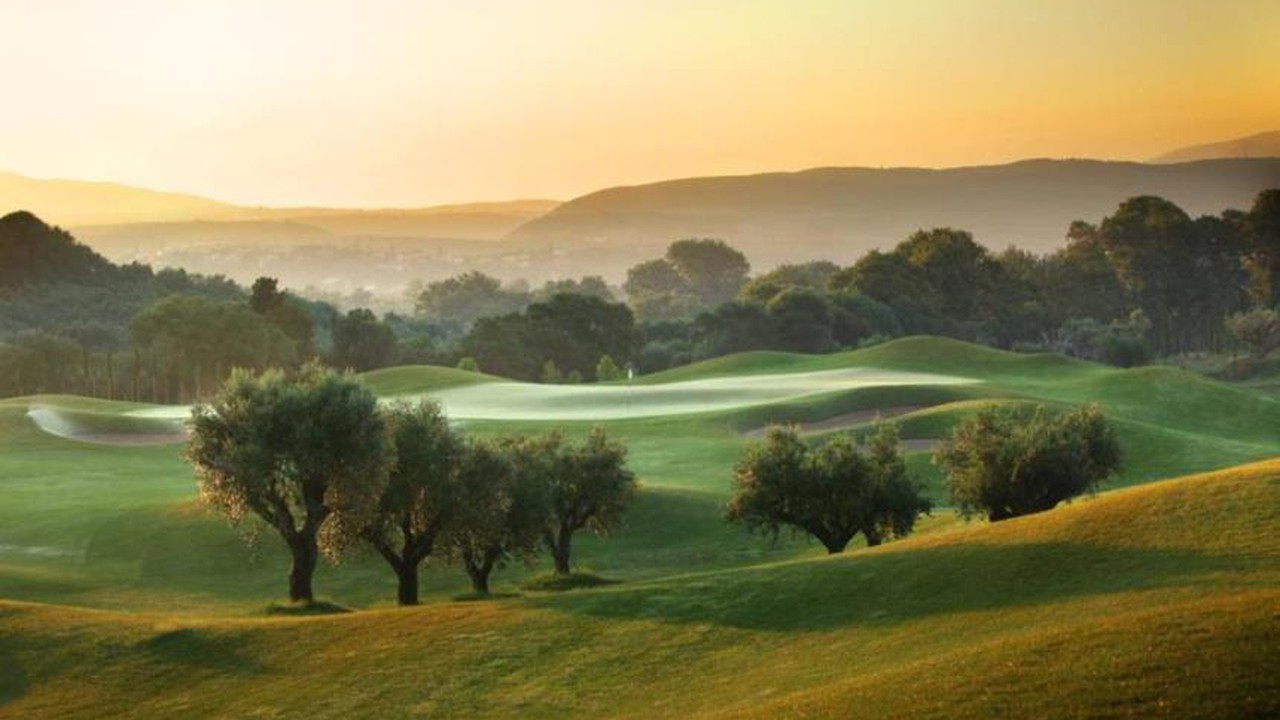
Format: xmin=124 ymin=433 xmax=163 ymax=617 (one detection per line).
xmin=2 ymin=336 xmax=1279 ymax=615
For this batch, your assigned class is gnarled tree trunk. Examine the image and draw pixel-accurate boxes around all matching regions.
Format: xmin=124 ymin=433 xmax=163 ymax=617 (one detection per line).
xmin=547 ymin=526 xmax=574 ymax=575
xmin=288 ymin=536 xmax=318 ymax=603
xmin=397 ymin=562 xmax=420 ymax=606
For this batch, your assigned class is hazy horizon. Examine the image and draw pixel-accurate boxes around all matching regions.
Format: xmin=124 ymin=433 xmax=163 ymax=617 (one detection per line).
xmin=2 ymin=0 xmax=1276 ymax=208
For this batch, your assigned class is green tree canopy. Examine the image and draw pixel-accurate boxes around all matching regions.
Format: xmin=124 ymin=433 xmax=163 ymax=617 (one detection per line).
xmin=186 ymin=365 xmax=389 ymax=602
xmin=414 ymin=271 xmax=529 ymax=326
xmin=508 ymin=430 xmax=638 ymax=575
xmin=363 ymin=400 xmax=462 ymax=605
xmin=439 ymin=439 xmax=546 ymax=595
xmin=1226 ymin=306 xmax=1280 ymax=360
xmin=738 ymin=261 xmax=840 ymax=305
xmin=595 ymin=354 xmax=625 ymax=382
xmin=330 ymin=308 xmax=397 ymax=372
xmin=1247 ymin=189 xmax=1280 ymax=306
xmin=465 ymin=294 xmax=640 ymax=382
xmin=726 ymin=424 xmax=930 ymax=554
xmin=935 ymin=404 xmax=1122 ymax=522
xmin=665 ymin=238 xmax=751 ymax=307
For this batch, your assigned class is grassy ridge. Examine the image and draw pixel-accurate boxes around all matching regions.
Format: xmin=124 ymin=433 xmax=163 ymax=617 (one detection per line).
xmin=357 ymin=364 xmax=499 ymax=395
xmin=0 ymin=461 xmax=1275 ymax=719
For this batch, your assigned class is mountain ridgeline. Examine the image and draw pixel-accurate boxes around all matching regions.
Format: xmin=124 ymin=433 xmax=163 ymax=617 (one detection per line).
xmin=1151 ymin=130 xmax=1280 ymax=164
xmin=506 ymin=158 xmax=1280 ymax=268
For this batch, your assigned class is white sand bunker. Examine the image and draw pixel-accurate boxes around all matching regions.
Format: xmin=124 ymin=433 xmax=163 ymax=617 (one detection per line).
xmin=403 ymin=367 xmax=976 ymax=421
xmin=26 ymin=406 xmax=190 ymax=446
xmin=118 ymin=367 xmax=977 ymax=424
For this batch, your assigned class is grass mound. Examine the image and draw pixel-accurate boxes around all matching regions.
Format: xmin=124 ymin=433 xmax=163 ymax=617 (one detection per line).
xmin=357 ymin=364 xmax=499 ymax=395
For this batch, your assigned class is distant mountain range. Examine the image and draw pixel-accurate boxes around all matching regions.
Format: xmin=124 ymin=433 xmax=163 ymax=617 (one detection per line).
xmin=506 ymin=158 xmax=1280 ymax=266
xmin=0 ymin=171 xmax=557 ymax=239
xmin=1150 ymin=130 xmax=1280 ymax=164
xmin=2 ymin=132 xmax=1278 ymax=291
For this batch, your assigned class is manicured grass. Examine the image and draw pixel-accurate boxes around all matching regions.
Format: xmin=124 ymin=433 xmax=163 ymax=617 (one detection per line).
xmin=357 ymin=364 xmax=498 ymax=395
xmin=0 ymin=338 xmax=1276 ymax=717
xmin=0 ymin=461 xmax=1275 ymax=718
xmin=1 ymin=336 xmax=1278 ymax=614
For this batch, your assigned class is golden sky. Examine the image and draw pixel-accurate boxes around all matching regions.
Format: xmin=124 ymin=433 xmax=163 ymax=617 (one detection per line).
xmin=1 ymin=0 xmax=1277 ymax=207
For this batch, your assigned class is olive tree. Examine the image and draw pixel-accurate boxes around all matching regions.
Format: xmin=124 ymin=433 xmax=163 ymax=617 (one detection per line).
xmin=440 ymin=439 xmax=547 ymax=595
xmin=726 ymin=424 xmax=930 ymax=554
xmin=511 ymin=430 xmax=638 ymax=575
xmin=860 ymin=424 xmax=934 ymax=546
xmin=186 ymin=365 xmax=389 ymax=602
xmin=363 ymin=400 xmax=461 ymax=605
xmin=935 ymin=404 xmax=1122 ymax=522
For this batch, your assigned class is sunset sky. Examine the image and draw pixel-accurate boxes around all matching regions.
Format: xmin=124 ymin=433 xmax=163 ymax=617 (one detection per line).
xmin=1 ymin=0 xmax=1277 ymax=207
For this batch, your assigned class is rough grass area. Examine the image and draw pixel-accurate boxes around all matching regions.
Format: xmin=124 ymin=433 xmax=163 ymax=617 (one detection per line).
xmin=520 ymin=572 xmax=621 ymax=592
xmin=0 ymin=461 xmax=1275 ymax=719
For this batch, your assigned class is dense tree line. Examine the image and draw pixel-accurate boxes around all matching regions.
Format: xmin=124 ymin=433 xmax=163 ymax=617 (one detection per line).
xmin=5 ymin=189 xmax=1279 ymax=399
xmin=0 ymin=212 xmax=449 ymax=399
xmin=629 ymin=191 xmax=1280 ymax=371
xmin=0 ymin=212 xmax=246 ymax=398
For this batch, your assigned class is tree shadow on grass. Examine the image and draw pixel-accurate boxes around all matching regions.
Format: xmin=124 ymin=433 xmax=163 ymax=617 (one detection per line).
xmin=529 ymin=541 xmax=1263 ymax=632
xmin=0 ymin=645 xmax=29 ymax=706
xmin=138 ymin=628 xmax=264 ymax=674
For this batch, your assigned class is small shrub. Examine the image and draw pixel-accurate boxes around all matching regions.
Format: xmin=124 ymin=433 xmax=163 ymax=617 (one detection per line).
xmin=540 ymin=360 xmax=562 ymax=384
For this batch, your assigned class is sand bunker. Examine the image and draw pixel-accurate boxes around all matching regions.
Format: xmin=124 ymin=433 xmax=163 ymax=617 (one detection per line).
xmin=408 ymin=367 xmax=976 ymax=421
xmin=741 ymin=405 xmax=944 ymax=452
xmin=26 ymin=406 xmax=189 ymax=446
xmin=101 ymin=367 xmax=977 ymax=425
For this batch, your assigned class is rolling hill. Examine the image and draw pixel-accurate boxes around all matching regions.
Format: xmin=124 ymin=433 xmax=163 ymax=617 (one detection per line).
xmin=0 ymin=459 xmax=1274 ymax=718
xmin=0 ymin=337 xmax=1277 ymax=716
xmin=1150 ymin=130 xmax=1280 ymax=164
xmin=505 ymin=158 xmax=1280 ymax=268
xmin=0 ymin=172 xmax=239 ymax=227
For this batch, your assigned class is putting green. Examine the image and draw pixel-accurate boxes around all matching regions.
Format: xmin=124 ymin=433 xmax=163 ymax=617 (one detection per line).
xmin=405 ymin=367 xmax=977 ymax=421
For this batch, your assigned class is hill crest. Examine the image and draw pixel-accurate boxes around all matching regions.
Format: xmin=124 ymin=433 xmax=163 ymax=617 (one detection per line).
xmin=506 ymin=157 xmax=1280 ymax=267
xmin=0 ymin=170 xmax=558 ymax=233
xmin=1151 ymin=130 xmax=1280 ymax=163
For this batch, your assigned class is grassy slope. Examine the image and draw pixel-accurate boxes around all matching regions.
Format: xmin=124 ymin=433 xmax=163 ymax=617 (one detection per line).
xmin=0 ymin=461 xmax=1276 ymax=719
xmin=358 ymin=365 xmax=499 ymax=395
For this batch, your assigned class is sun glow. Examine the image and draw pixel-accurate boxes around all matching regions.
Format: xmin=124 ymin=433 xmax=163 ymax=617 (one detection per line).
xmin=0 ymin=0 xmax=1276 ymax=206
